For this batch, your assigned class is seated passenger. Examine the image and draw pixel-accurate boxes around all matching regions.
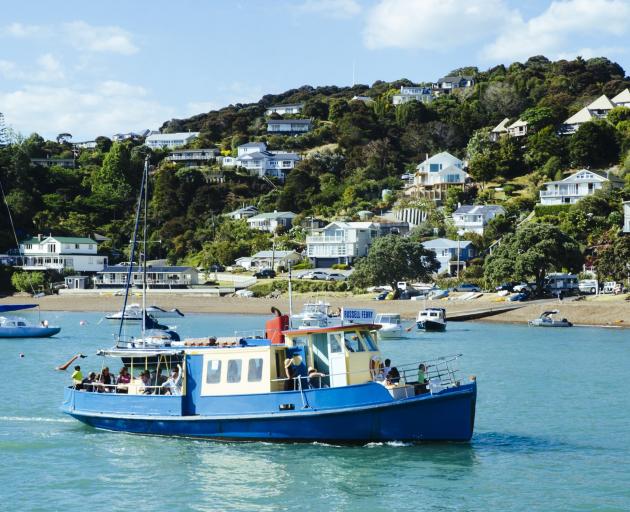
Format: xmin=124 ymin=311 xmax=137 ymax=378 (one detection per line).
xmin=140 ymin=370 xmax=153 ymax=395
xmin=71 ymin=365 xmax=83 ymax=390
xmin=81 ymin=372 xmax=97 ymax=392
xmin=386 ymin=367 xmax=401 ymax=385
xmin=117 ymin=367 xmax=131 ymax=394
xmin=162 ymin=365 xmax=183 ymax=395
xmin=98 ymin=367 xmax=113 ymax=393
xmin=307 ymin=367 xmax=325 ymax=389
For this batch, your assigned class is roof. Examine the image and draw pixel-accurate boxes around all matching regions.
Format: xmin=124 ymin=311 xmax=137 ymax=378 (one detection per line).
xmin=22 ymin=236 xmax=97 ymax=245
xmin=248 ymin=211 xmax=297 ymax=220
xmin=237 ymin=151 xmax=269 ymax=161
xmin=587 ymin=95 xmax=615 ymax=110
xmin=267 ymin=119 xmax=312 ymax=125
xmin=239 ymin=142 xmax=267 ymax=148
xmin=229 ymin=206 xmax=258 ymax=214
xmin=564 ymin=106 xmax=592 ymax=125
xmin=145 ymin=132 xmax=200 ymax=141
xmin=269 ymin=152 xmax=300 ymax=160
xmin=252 ymin=250 xmax=298 ymax=259
xmin=422 ymin=238 xmax=473 ymax=250
xmin=454 ymin=205 xmax=505 ymax=216
xmin=322 ymin=221 xmax=375 ymax=230
xmin=491 ymin=118 xmax=511 ymax=133
xmin=99 ymin=265 xmax=195 ymax=273
xmin=508 ymin=119 xmax=527 ymax=129
xmin=418 ymin=151 xmax=463 ymax=168
xmin=612 ymin=88 xmax=630 ymax=104
xmin=438 ymin=75 xmax=474 ymax=83
xmin=543 ymin=169 xmax=610 ymax=186
xmin=267 ymin=103 xmax=304 ymax=109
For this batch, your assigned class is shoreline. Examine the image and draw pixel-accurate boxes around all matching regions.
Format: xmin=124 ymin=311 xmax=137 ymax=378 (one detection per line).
xmin=2 ymin=292 xmax=629 ymax=328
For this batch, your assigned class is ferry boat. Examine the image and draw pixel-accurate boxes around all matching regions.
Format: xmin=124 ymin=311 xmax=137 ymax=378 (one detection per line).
xmin=0 ymin=304 xmax=61 ymax=338
xmin=416 ymin=307 xmax=447 ymax=332
xmin=374 ymin=313 xmax=405 ymax=338
xmin=61 ymin=310 xmax=477 ymax=443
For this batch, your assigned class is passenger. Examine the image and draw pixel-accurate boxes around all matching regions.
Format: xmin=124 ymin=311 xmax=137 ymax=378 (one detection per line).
xmin=98 ymin=367 xmax=113 ymax=393
xmin=71 ymin=365 xmax=83 ymax=390
xmin=153 ymin=368 xmax=168 ymax=394
xmin=117 ymin=367 xmax=131 ymax=394
xmin=383 ymin=359 xmax=392 ymax=380
xmin=416 ymin=363 xmax=429 ymax=394
xmin=284 ymin=358 xmax=296 ymax=391
xmin=307 ymin=367 xmax=325 ymax=389
xmin=162 ymin=365 xmax=183 ymax=395
xmin=140 ymin=370 xmax=153 ymax=395
xmin=81 ymin=372 xmax=97 ymax=392
xmin=386 ymin=367 xmax=401 ymax=385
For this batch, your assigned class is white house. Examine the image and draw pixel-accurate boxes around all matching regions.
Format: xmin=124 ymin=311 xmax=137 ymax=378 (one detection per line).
xmin=167 ymin=148 xmax=219 ymax=167
xmin=392 ymin=86 xmax=433 ymax=105
xmin=247 ymin=211 xmax=297 ymax=232
xmin=490 ymin=118 xmax=510 ymax=142
xmin=265 ymin=103 xmax=304 ymax=116
xmin=306 ymin=221 xmax=377 ymax=267
xmin=561 ymin=91 xmax=629 ymax=134
xmin=434 ymin=75 xmax=475 ymax=94
xmin=31 ymin=158 xmax=75 ymax=169
xmin=225 ymin=205 xmax=259 ymax=220
xmin=236 ymin=147 xmax=300 ymax=180
xmin=20 ymin=235 xmax=107 ymax=273
xmin=507 ymin=119 xmax=528 ymax=137
xmin=145 ymin=132 xmax=200 ymax=149
xmin=94 ymin=264 xmax=198 ymax=288
xmin=539 ymin=169 xmax=623 ymax=205
xmin=452 ymin=205 xmax=506 ymax=235
xmin=238 ymin=142 xmax=267 ymax=156
xmin=267 ymin=119 xmax=312 ymax=134
xmin=421 ymin=238 xmax=475 ymax=275
xmin=623 ymin=201 xmax=630 ymax=233
xmin=405 ymin=151 xmax=469 ymax=203
xmin=236 ymin=250 xmax=302 ymax=271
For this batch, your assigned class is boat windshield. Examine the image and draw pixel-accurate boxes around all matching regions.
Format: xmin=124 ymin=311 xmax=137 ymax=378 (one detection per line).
xmin=377 ymin=315 xmax=399 ymax=324
xmin=303 ymin=303 xmax=329 ymax=315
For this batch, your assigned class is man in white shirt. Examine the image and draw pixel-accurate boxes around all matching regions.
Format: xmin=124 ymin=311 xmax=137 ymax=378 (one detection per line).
xmin=162 ymin=364 xmax=183 ymax=395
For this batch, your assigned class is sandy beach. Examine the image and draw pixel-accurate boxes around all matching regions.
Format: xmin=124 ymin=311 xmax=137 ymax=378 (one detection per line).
xmin=2 ymin=291 xmax=629 ymax=328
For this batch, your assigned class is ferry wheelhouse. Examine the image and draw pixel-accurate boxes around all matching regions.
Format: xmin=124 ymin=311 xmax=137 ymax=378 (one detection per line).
xmin=62 ymin=313 xmax=477 ymax=443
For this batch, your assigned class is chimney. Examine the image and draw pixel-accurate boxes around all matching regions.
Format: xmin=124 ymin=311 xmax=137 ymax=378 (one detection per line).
xmin=37 ymin=234 xmax=43 ymax=241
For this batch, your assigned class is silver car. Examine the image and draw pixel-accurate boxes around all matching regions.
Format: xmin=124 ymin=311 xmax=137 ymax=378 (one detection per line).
xmin=326 ymin=272 xmax=347 ymax=281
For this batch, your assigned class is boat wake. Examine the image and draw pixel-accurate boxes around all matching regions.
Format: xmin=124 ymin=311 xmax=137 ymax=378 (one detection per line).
xmin=0 ymin=415 xmax=73 ymax=424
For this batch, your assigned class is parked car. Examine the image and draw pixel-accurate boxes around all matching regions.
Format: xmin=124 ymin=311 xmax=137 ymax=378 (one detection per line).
xmin=300 ymin=271 xmax=329 ymax=280
xmin=326 ymin=272 xmax=347 ymax=282
xmin=209 ymin=264 xmax=225 ymax=272
xmin=513 ymin=283 xmax=531 ymax=293
xmin=578 ymin=279 xmax=599 ymax=295
xmin=253 ymin=269 xmax=276 ymax=279
xmin=453 ymin=283 xmax=481 ymax=293
xmin=495 ymin=282 xmax=517 ymax=292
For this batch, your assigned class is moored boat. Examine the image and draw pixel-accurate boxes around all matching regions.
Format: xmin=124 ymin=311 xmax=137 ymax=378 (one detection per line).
xmin=61 ymin=311 xmax=477 ymax=443
xmin=375 ymin=313 xmax=405 ymax=338
xmin=416 ymin=307 xmax=447 ymax=332
xmin=0 ymin=304 xmax=60 ymax=338
xmin=528 ymin=310 xmax=573 ymax=327
xmin=106 ymin=303 xmax=184 ymax=321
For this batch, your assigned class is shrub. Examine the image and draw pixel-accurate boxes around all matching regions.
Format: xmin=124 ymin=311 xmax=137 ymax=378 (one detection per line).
xmin=534 ymin=204 xmax=570 ymax=217
xmin=331 ymin=263 xmax=350 ymax=270
xmin=11 ymin=271 xmax=45 ymax=293
xmin=292 ymin=260 xmax=313 ymax=270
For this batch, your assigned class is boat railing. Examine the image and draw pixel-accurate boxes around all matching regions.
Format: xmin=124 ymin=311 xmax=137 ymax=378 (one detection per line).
xmin=233 ymin=329 xmax=267 ymax=339
xmin=72 ymin=382 xmax=175 ymax=395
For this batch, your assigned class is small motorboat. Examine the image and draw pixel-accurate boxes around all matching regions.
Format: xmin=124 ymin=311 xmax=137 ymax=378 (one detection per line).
xmin=0 ymin=315 xmax=61 ymax=338
xmin=291 ymin=301 xmax=340 ymax=329
xmin=416 ymin=307 xmax=447 ymax=332
xmin=375 ymin=313 xmax=405 ymax=338
xmin=106 ymin=303 xmax=184 ymax=320
xmin=528 ymin=310 xmax=573 ymax=327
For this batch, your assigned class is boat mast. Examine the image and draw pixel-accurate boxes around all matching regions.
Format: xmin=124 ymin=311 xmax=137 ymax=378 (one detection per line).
xmin=288 ymin=262 xmax=293 ymax=328
xmin=142 ymin=155 xmax=149 ymax=340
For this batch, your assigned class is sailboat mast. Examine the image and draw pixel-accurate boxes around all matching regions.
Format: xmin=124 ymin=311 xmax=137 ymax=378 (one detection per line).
xmin=142 ymin=156 xmax=149 ymax=339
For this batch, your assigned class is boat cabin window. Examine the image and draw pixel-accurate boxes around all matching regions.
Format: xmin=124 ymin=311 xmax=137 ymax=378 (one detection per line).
xmin=292 ymin=336 xmax=308 ymax=348
xmin=343 ymin=332 xmax=365 ymax=352
xmin=359 ymin=331 xmax=378 ymax=351
xmin=206 ymin=360 xmax=222 ymax=384
xmin=329 ymin=334 xmax=343 ymax=353
xmin=227 ymin=359 xmax=242 ymax=383
xmin=247 ymin=358 xmax=263 ymax=382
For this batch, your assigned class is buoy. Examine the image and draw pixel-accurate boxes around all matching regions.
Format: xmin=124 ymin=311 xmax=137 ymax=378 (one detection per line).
xmin=19 ymin=353 xmax=24 ymax=358
xmin=79 ymin=320 xmax=87 ymax=326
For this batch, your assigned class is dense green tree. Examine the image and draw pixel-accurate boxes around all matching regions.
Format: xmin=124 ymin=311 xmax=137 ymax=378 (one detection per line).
xmin=484 ymin=223 xmax=582 ymax=293
xmin=11 ymin=271 xmax=45 ymax=292
xmin=91 ymin=143 xmax=133 ymax=206
xmin=569 ymin=120 xmax=620 ymax=168
xmin=524 ymin=126 xmax=567 ymax=170
xmin=349 ymin=235 xmax=439 ymax=293
xmin=596 ymin=235 xmax=630 ymax=282
xmin=607 ymin=106 xmax=630 ymax=126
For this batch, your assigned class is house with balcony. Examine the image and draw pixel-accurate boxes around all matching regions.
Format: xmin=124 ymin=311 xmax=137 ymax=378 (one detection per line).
xmin=306 ymin=221 xmax=378 ymax=267
xmin=94 ymin=264 xmax=198 ymax=289
xmin=539 ymin=169 xmax=623 ymax=205
xmin=453 ymin=205 xmax=506 ymax=235
xmin=392 ymin=86 xmax=433 ymax=105
xmin=19 ymin=235 xmax=107 ymax=273
xmin=561 ymin=91 xmax=629 ymax=134
xmin=421 ymin=238 xmax=476 ymax=276
xmin=247 ymin=211 xmax=297 ymax=232
xmin=623 ymin=201 xmax=630 ymax=234
xmin=267 ymin=119 xmax=312 ymax=134
xmin=613 ymin=89 xmax=630 ymax=108
xmin=490 ymin=118 xmax=510 ymax=142
xmin=30 ymin=157 xmax=75 ymax=169
xmin=434 ymin=75 xmax=475 ymax=95
xmin=167 ymin=148 xmax=219 ymax=167
xmin=235 ymin=142 xmax=300 ymax=180
xmin=404 ymin=151 xmax=469 ymax=204
xmin=265 ymin=103 xmax=304 ymax=116
xmin=145 ymin=131 xmax=199 ymax=149
xmin=507 ymin=119 xmax=528 ymax=137
xmin=235 ymin=250 xmax=302 ymax=271
xmin=225 ymin=205 xmax=259 ymax=220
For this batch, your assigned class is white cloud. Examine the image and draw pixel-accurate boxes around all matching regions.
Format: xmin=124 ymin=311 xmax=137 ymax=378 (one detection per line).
xmin=63 ymin=21 xmax=139 ymax=55
xmin=482 ymin=0 xmax=630 ymax=61
xmin=363 ymin=0 xmax=516 ymax=50
xmin=298 ymin=0 xmax=362 ymax=18
xmin=3 ymin=22 xmax=45 ymax=37
xmin=0 ymin=82 xmax=173 ymax=139
xmin=0 ymin=54 xmax=64 ymax=82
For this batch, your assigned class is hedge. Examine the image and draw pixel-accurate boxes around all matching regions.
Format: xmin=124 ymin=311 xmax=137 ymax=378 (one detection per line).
xmin=534 ymin=204 xmax=571 ymax=217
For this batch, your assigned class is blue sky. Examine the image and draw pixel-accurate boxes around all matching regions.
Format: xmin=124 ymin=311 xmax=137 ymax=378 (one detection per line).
xmin=1 ymin=0 xmax=629 ymax=139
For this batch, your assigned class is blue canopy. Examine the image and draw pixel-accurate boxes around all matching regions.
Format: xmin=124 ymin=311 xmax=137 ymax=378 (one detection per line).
xmin=0 ymin=304 xmax=37 ymax=313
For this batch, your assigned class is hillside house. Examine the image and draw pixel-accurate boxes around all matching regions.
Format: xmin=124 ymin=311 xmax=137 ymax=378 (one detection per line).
xmin=507 ymin=119 xmax=528 ymax=137
xmin=247 ymin=211 xmax=296 ymax=232
xmin=267 ymin=119 xmax=312 ymax=134
xmin=623 ymin=201 xmax=630 ymax=233
xmin=306 ymin=221 xmax=377 ymax=267
xmin=452 ymin=205 xmax=505 ymax=235
xmin=265 ymin=103 xmax=304 ymax=116
xmin=30 ymin=157 xmax=75 ymax=168
xmin=225 ymin=205 xmax=259 ymax=220
xmin=392 ymin=86 xmax=433 ymax=105
xmin=539 ymin=169 xmax=623 ymax=205
xmin=561 ymin=90 xmax=629 ymax=134
xmin=145 ymin=132 xmax=199 ymax=149
xmin=434 ymin=75 xmax=474 ymax=94
xmin=490 ymin=118 xmax=510 ymax=142
xmin=20 ymin=235 xmax=107 ymax=273
xmin=235 ymin=142 xmax=300 ymax=180
xmin=421 ymin=238 xmax=476 ymax=275
xmin=167 ymin=148 xmax=219 ymax=167
xmin=405 ymin=151 xmax=469 ymax=204
xmin=612 ymin=89 xmax=630 ymax=108
xmin=235 ymin=250 xmax=302 ymax=271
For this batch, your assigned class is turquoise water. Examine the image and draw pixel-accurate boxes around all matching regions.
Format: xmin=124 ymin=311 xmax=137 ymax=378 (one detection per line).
xmin=1 ymin=311 xmax=629 ymax=511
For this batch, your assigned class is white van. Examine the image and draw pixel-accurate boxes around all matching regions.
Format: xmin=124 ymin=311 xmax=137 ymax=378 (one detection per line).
xmin=578 ymin=279 xmax=599 ymax=294
xmin=545 ymin=273 xmax=579 ymax=296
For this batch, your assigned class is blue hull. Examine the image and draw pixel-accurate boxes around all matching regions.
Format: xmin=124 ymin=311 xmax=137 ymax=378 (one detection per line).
xmin=0 ymin=326 xmax=61 ymax=338
xmin=62 ymin=383 xmax=476 ymax=443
